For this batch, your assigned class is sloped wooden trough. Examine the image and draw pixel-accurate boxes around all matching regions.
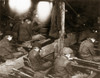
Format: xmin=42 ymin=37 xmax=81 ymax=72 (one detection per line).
xmin=0 ymin=55 xmax=27 ymax=75
xmin=0 ymin=41 xmax=56 ymax=75
xmin=0 ymin=38 xmax=56 ymax=75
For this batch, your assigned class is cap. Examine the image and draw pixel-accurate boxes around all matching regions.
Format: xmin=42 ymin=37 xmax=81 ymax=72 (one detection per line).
xmin=62 ymin=47 xmax=73 ymax=55
xmin=32 ymin=42 xmax=41 ymax=49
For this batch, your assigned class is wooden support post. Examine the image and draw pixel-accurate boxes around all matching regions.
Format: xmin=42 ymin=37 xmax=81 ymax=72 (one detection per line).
xmin=58 ymin=2 xmax=65 ymax=56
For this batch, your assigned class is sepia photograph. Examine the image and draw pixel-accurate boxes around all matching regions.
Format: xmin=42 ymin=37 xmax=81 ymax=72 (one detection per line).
xmin=0 ymin=0 xmax=100 ymax=78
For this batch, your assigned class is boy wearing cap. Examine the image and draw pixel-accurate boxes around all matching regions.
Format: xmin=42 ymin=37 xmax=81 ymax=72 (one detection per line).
xmin=79 ymin=38 xmax=100 ymax=61
xmin=54 ymin=47 xmax=74 ymax=78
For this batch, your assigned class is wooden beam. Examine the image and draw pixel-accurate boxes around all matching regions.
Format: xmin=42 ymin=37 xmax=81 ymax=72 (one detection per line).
xmin=73 ymin=58 xmax=100 ymax=66
xmin=71 ymin=64 xmax=100 ymax=72
xmin=12 ymin=68 xmax=33 ymax=78
xmin=0 ymin=55 xmax=27 ymax=75
xmin=58 ymin=2 xmax=65 ymax=55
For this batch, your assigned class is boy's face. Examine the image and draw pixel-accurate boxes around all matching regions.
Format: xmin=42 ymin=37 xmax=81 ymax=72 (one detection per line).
xmin=7 ymin=35 xmax=13 ymax=41
xmin=90 ymin=38 xmax=96 ymax=43
xmin=65 ymin=53 xmax=74 ymax=58
xmin=26 ymin=19 xmax=31 ymax=24
xmin=32 ymin=47 xmax=40 ymax=56
xmin=34 ymin=47 xmax=40 ymax=52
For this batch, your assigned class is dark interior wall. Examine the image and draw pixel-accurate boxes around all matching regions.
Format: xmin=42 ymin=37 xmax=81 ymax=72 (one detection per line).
xmin=65 ymin=0 xmax=100 ymax=33
xmin=0 ymin=0 xmax=100 ymax=34
xmin=0 ymin=1 xmax=1 ymax=26
xmin=0 ymin=0 xmax=7 ymax=31
xmin=66 ymin=0 xmax=100 ymax=21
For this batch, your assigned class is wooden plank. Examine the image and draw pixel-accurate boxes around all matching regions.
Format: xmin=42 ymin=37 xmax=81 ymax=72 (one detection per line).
xmin=88 ymin=72 xmax=97 ymax=78
xmin=73 ymin=58 xmax=100 ymax=66
xmin=12 ymin=68 xmax=33 ymax=78
xmin=0 ymin=55 xmax=27 ymax=75
xmin=40 ymin=41 xmax=57 ymax=57
xmin=71 ymin=64 xmax=100 ymax=72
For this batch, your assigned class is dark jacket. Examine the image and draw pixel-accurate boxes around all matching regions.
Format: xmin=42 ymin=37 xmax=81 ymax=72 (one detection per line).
xmin=79 ymin=39 xmax=95 ymax=60
xmin=54 ymin=55 xmax=73 ymax=78
xmin=13 ymin=21 xmax=32 ymax=42
xmin=0 ymin=38 xmax=14 ymax=57
xmin=28 ymin=48 xmax=52 ymax=71
xmin=18 ymin=22 xmax=32 ymax=42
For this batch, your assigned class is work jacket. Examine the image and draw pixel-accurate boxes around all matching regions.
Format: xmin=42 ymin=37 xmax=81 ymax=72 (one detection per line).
xmin=0 ymin=38 xmax=14 ymax=58
xmin=18 ymin=22 xmax=32 ymax=42
xmin=54 ymin=55 xmax=73 ymax=78
xmin=28 ymin=48 xmax=52 ymax=72
xmin=79 ymin=39 xmax=95 ymax=60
